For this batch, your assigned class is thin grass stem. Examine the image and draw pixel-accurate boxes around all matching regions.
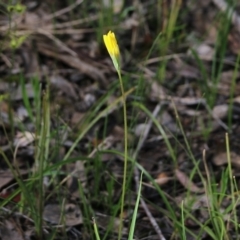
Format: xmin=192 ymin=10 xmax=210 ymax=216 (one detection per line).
xmin=117 ymin=69 xmax=128 ymax=240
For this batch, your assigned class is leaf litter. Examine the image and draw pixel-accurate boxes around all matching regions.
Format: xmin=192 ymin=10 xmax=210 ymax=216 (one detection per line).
xmin=0 ymin=0 xmax=240 ymax=239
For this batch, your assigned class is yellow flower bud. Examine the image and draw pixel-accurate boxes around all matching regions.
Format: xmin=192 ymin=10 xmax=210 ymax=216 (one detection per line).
xmin=103 ymin=31 xmax=120 ymax=70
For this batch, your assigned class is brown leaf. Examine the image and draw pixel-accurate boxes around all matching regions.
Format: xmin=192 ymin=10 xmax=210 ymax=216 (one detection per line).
xmin=212 ymin=152 xmax=240 ymax=168
xmin=43 ymin=203 xmax=82 ymax=226
xmin=103 ymin=0 xmax=124 ymax=13
xmin=0 ymin=169 xmax=28 ymax=190
xmin=172 ymin=97 xmax=205 ymax=106
xmin=190 ymin=43 xmax=214 ymax=61
xmin=149 ymin=81 xmax=167 ymax=102
xmin=14 ymin=131 xmax=35 ymax=147
xmin=10 ymin=83 xmax=35 ymax=101
xmin=0 ymin=220 xmax=24 ymax=240
xmin=212 ymin=104 xmax=228 ymax=119
xmin=50 ymin=75 xmax=78 ymax=100
xmin=71 ymin=112 xmax=85 ymax=125
xmin=154 ymin=172 xmax=171 ymax=186
xmin=169 ymin=58 xmax=200 ymax=79
xmin=95 ymin=213 xmax=127 ymax=234
xmin=175 ymin=169 xmax=204 ymax=193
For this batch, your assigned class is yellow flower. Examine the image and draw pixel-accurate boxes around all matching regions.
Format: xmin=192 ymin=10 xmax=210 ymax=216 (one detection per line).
xmin=103 ymin=31 xmax=120 ymax=70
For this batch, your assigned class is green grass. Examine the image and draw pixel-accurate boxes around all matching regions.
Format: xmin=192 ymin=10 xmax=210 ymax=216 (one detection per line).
xmin=1 ymin=0 xmax=240 ymax=239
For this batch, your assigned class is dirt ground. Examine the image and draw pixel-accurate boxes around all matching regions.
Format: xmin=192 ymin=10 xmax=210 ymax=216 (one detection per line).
xmin=0 ymin=0 xmax=240 ymax=239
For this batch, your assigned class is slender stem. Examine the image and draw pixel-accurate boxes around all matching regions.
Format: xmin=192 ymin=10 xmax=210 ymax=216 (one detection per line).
xmin=37 ymin=90 xmax=49 ymax=239
xmin=117 ymin=69 xmax=128 ymax=240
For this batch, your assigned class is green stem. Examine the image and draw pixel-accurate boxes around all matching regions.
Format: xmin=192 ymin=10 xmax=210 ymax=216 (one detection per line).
xmin=117 ymin=69 xmax=128 ymax=240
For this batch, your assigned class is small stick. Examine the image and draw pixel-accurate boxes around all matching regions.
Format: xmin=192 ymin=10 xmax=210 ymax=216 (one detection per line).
xmin=45 ymin=0 xmax=84 ymax=20
xmin=133 ymin=103 xmax=166 ymax=240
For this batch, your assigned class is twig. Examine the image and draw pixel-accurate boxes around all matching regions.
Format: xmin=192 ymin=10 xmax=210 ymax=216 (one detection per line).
xmin=135 ymin=103 xmax=161 ymax=153
xmin=1 ymin=207 xmax=50 ymax=234
xmin=48 ymin=15 xmax=99 ymax=29
xmin=45 ymin=0 xmax=84 ymax=20
xmin=37 ymin=29 xmax=77 ymax=57
xmin=133 ymin=103 xmax=166 ymax=240
xmin=1 ymin=207 xmax=34 ymax=223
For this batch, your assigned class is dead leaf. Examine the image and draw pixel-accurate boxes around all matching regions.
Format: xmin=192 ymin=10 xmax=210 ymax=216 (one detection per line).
xmin=0 ymin=169 xmax=28 ymax=190
xmin=175 ymin=169 xmax=204 ymax=193
xmin=0 ymin=190 xmax=21 ymax=203
xmin=169 ymin=58 xmax=200 ymax=79
xmin=83 ymin=93 xmax=96 ymax=108
xmin=134 ymin=123 xmax=149 ymax=137
xmin=103 ymin=0 xmax=124 ymax=13
xmin=172 ymin=97 xmax=205 ymax=106
xmin=71 ymin=112 xmax=85 ymax=125
xmin=0 ymin=220 xmax=24 ymax=240
xmin=95 ymin=213 xmax=127 ymax=234
xmin=212 ymin=104 xmax=228 ymax=119
xmin=158 ymin=111 xmax=179 ymax=133
xmin=149 ymin=81 xmax=167 ymax=102
xmin=234 ymin=96 xmax=240 ymax=103
xmin=154 ymin=172 xmax=171 ymax=186
xmin=190 ymin=43 xmax=214 ymax=61
xmin=43 ymin=203 xmax=82 ymax=226
xmin=16 ymin=106 xmax=28 ymax=121
xmin=50 ymin=75 xmax=78 ymax=100
xmin=14 ymin=131 xmax=35 ymax=147
xmin=212 ymin=152 xmax=240 ymax=168
xmin=10 ymin=83 xmax=35 ymax=101
xmin=181 ymin=109 xmax=201 ymax=117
